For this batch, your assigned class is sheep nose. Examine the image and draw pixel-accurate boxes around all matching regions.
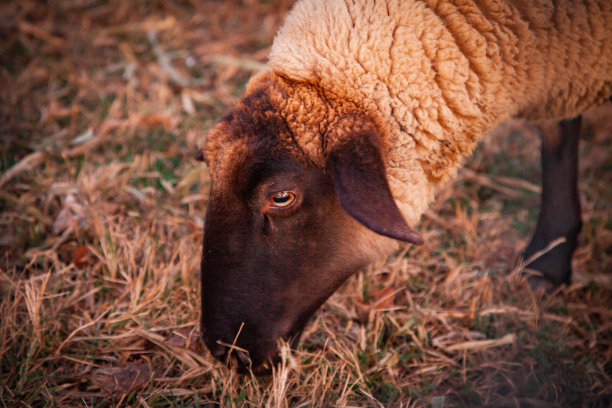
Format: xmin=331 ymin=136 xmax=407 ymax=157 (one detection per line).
xmin=202 ymin=331 xmax=227 ymax=361
xmin=207 ymin=341 xmax=227 ymax=360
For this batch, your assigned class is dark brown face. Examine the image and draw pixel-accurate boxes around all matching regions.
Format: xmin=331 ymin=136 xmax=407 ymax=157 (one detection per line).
xmin=201 ymin=152 xmax=365 ymax=370
xmin=199 ymin=75 xmax=422 ymax=372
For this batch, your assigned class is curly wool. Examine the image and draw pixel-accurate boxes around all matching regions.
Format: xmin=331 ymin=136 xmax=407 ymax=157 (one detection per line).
xmin=265 ymin=0 xmax=611 ymax=224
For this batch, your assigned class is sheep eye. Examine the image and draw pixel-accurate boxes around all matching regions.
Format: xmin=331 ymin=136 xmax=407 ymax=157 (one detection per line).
xmin=269 ymin=191 xmax=296 ymax=208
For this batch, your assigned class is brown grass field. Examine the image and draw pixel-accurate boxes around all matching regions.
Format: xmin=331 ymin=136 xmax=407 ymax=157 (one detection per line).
xmin=1 ymin=1 xmax=611 ymax=406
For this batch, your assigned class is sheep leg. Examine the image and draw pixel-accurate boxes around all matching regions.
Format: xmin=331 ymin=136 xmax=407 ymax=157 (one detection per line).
xmin=524 ymin=116 xmax=582 ymax=289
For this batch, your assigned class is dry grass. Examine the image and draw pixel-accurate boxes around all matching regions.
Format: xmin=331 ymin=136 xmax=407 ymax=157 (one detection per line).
xmin=1 ymin=1 xmax=611 ymax=407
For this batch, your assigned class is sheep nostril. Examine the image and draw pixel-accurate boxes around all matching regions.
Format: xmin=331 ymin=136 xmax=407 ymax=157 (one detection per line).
xmin=213 ymin=348 xmax=227 ymax=360
xmin=206 ymin=341 xmax=227 ymax=360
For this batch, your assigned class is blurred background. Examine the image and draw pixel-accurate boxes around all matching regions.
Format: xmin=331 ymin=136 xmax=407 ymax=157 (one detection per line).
xmin=1 ymin=1 xmax=610 ymax=406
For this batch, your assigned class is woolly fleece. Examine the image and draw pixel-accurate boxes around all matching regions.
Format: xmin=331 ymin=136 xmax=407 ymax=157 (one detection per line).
xmin=264 ymin=0 xmax=611 ymax=224
xmin=203 ymin=0 xmax=611 ymax=231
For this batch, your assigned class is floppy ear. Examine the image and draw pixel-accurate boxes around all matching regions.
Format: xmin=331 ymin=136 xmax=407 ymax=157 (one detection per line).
xmin=326 ymin=130 xmax=423 ymax=245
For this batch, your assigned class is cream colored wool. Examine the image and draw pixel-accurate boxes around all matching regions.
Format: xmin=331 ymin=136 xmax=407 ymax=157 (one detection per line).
xmin=265 ymin=0 xmax=611 ymax=225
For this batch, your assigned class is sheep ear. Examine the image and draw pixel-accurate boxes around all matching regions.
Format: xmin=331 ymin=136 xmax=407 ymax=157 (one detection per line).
xmin=326 ymin=131 xmax=423 ymax=245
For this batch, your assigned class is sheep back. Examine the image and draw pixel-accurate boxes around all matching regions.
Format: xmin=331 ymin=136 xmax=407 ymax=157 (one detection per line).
xmin=268 ymin=0 xmax=611 ymax=222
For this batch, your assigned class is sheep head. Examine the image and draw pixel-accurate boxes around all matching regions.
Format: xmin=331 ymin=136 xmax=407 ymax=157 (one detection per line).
xmin=198 ymin=72 xmax=422 ymax=372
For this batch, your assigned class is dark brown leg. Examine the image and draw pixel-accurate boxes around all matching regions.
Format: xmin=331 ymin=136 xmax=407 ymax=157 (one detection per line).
xmin=524 ymin=116 xmax=582 ymax=288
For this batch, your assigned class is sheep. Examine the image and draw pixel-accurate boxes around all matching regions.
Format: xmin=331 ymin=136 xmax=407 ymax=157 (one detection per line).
xmin=198 ymin=0 xmax=611 ymax=371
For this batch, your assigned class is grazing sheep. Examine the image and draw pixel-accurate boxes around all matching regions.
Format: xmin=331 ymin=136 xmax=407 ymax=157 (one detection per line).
xmin=198 ymin=0 xmax=611 ymax=370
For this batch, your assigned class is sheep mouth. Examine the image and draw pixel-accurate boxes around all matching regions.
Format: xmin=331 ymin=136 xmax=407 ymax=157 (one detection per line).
xmin=219 ymin=327 xmax=305 ymax=375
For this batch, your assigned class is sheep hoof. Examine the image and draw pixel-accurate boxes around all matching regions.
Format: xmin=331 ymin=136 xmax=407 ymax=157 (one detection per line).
xmin=523 ymin=268 xmax=562 ymax=293
xmin=521 ymin=241 xmax=573 ymax=291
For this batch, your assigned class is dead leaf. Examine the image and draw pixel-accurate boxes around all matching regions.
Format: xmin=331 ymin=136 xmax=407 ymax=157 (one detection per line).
xmin=0 ymin=151 xmax=47 ymax=189
xmin=140 ymin=113 xmax=173 ymax=128
xmin=164 ymin=327 xmax=201 ymax=354
xmin=18 ymin=21 xmax=65 ymax=48
xmin=370 ymin=287 xmax=397 ymax=309
xmin=432 ymin=331 xmax=486 ymax=348
xmin=91 ymin=362 xmax=151 ymax=396
xmin=445 ymin=333 xmax=516 ymax=352
xmin=354 ymin=287 xmax=399 ymax=324
xmin=53 ymin=193 xmax=87 ymax=235
xmin=72 ymin=246 xmax=96 ymax=268
xmin=354 ymin=300 xmax=370 ymax=324
xmin=181 ymin=90 xmax=196 ymax=115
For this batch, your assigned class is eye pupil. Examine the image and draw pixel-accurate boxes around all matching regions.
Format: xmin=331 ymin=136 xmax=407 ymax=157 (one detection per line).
xmin=273 ymin=195 xmax=291 ymax=204
xmin=269 ymin=191 xmax=295 ymax=208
